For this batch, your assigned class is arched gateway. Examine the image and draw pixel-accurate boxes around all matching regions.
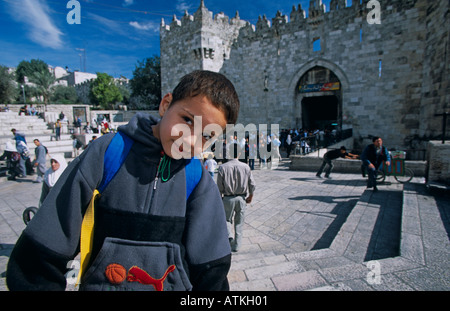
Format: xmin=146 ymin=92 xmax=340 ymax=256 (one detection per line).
xmin=290 ymin=59 xmax=350 ymax=131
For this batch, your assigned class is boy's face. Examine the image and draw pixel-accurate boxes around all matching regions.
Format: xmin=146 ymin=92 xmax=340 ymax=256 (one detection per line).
xmin=153 ymin=93 xmax=227 ymax=159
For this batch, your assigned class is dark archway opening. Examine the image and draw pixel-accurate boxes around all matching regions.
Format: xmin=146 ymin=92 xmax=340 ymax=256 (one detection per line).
xmin=296 ymin=66 xmax=342 ymax=130
xmin=301 ymin=95 xmax=339 ymax=130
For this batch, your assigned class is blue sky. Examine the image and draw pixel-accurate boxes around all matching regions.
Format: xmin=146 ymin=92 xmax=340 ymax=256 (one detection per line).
xmin=0 ymin=0 xmax=334 ymax=79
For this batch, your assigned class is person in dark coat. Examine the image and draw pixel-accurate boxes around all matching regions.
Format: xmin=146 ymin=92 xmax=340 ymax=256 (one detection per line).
xmin=361 ymin=137 xmax=391 ymax=191
xmin=316 ymin=146 xmax=358 ymax=179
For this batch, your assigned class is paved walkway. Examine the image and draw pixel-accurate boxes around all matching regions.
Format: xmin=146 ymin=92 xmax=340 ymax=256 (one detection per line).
xmin=1 ymin=161 xmax=449 ymax=291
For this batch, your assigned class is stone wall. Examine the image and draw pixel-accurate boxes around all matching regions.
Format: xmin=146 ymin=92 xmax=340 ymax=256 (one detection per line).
xmin=160 ymin=0 xmax=449 ymax=160
xmin=42 ymin=104 xmax=90 ymax=125
xmin=426 ymin=141 xmax=450 ymax=185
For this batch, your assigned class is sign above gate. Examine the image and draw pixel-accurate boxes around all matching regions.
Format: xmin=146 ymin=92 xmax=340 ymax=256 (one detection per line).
xmin=299 ymin=82 xmax=340 ymax=93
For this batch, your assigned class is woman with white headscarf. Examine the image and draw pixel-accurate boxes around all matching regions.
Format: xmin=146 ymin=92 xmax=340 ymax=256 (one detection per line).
xmin=39 ymin=154 xmax=68 ymax=207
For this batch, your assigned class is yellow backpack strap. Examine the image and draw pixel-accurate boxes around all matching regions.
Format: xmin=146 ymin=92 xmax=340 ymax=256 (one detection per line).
xmin=76 ymin=189 xmax=99 ymax=287
xmin=75 ymin=132 xmax=134 ymax=287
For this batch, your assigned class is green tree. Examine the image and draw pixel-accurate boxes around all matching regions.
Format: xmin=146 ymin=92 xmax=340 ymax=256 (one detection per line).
xmin=0 ymin=65 xmax=17 ymax=104
xmin=129 ymin=56 xmax=161 ymax=109
xmin=89 ymin=73 xmax=123 ymax=110
xmin=51 ymin=85 xmax=80 ymax=105
xmin=116 ymin=82 xmax=130 ymax=105
xmin=16 ymin=59 xmax=48 ymax=84
xmin=29 ymin=69 xmax=56 ymax=105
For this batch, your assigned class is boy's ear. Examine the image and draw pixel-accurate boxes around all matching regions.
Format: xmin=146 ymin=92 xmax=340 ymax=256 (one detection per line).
xmin=159 ymin=93 xmax=173 ymax=117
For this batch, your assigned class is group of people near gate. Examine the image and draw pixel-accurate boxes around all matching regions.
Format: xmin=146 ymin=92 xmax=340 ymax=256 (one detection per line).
xmin=281 ymin=127 xmax=341 ymax=158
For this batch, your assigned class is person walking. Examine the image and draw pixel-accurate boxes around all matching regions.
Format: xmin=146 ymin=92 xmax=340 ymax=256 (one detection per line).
xmin=11 ymin=129 xmax=30 ymax=177
xmin=217 ymin=143 xmax=256 ymax=252
xmin=286 ymin=133 xmax=293 ymax=158
xmin=204 ymin=154 xmax=218 ymax=178
xmin=55 ymin=119 xmax=62 ymax=141
xmin=32 ymin=139 xmax=47 ymax=183
xmin=361 ymin=137 xmax=391 ymax=191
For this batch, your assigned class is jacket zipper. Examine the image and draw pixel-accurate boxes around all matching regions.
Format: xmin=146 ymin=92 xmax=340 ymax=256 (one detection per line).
xmin=150 ymin=154 xmax=164 ymax=207
xmin=154 ymin=160 xmax=161 ymax=190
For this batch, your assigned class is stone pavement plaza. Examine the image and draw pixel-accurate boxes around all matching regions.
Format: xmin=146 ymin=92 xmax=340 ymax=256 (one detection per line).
xmin=1 ymin=161 xmax=449 ymax=291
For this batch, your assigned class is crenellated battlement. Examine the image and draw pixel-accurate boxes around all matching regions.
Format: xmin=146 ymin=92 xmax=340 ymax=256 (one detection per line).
xmin=160 ymin=0 xmax=416 ymax=38
xmin=160 ymin=0 xmax=246 ymax=35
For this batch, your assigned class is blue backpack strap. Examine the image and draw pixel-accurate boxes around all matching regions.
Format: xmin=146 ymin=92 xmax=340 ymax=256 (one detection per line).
xmin=98 ymin=131 xmax=134 ymax=193
xmin=185 ymin=157 xmax=202 ymax=200
xmin=98 ymin=132 xmax=200 ymax=199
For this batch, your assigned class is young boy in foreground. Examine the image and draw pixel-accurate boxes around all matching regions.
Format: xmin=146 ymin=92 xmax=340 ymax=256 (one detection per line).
xmin=7 ymin=70 xmax=240 ymax=291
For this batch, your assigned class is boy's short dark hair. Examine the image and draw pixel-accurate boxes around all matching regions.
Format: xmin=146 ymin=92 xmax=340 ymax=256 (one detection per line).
xmin=340 ymin=146 xmax=346 ymax=151
xmin=171 ymin=70 xmax=240 ymax=125
xmin=372 ymin=136 xmax=380 ymax=142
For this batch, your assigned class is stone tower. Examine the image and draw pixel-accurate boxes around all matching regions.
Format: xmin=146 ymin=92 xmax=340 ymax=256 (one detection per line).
xmin=160 ymin=0 xmax=246 ymax=95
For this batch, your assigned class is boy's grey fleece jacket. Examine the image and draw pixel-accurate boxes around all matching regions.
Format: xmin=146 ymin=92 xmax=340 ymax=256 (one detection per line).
xmin=7 ymin=113 xmax=231 ymax=291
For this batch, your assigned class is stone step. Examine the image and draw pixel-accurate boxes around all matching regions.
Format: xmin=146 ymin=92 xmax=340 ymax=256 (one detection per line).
xmin=0 ymin=135 xmax=72 ymax=145
xmin=228 ymin=249 xmax=339 ymax=291
xmin=270 ymin=264 xmax=368 ymax=291
xmin=0 ymin=114 xmax=47 ymax=120
xmin=329 ymin=185 xmax=403 ymax=261
xmin=228 ymin=183 xmax=406 ymax=291
xmin=230 ymin=252 xmax=290 ymax=275
xmin=0 ymin=113 xmax=40 ymax=120
xmin=0 ymin=112 xmax=77 ymax=154
xmin=0 ymin=121 xmax=50 ymax=127
xmin=228 ymin=244 xmax=298 ymax=289
xmin=0 ymin=124 xmax=50 ymax=131
xmin=0 ymin=121 xmax=48 ymax=127
xmin=0 ymin=135 xmax=75 ymax=159
xmin=0 ymin=130 xmax=53 ymax=137
xmin=0 ymin=112 xmax=52 ymax=137
xmin=1 ymin=111 xmax=66 ymax=136
xmin=0 ymin=112 xmax=42 ymax=119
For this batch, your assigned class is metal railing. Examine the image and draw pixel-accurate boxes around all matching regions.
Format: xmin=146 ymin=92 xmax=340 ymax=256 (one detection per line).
xmin=291 ymin=129 xmax=353 ymax=156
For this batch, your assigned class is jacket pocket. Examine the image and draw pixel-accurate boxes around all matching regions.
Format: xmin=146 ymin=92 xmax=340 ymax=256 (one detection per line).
xmin=80 ymin=237 xmax=192 ymax=291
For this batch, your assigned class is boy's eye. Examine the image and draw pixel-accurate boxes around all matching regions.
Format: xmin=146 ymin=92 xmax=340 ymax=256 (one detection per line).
xmin=203 ymin=134 xmax=212 ymax=141
xmin=183 ymin=116 xmax=193 ymax=125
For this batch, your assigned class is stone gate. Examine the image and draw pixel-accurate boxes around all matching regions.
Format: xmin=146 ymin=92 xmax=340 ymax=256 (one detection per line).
xmin=160 ymin=0 xmax=449 ymax=159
